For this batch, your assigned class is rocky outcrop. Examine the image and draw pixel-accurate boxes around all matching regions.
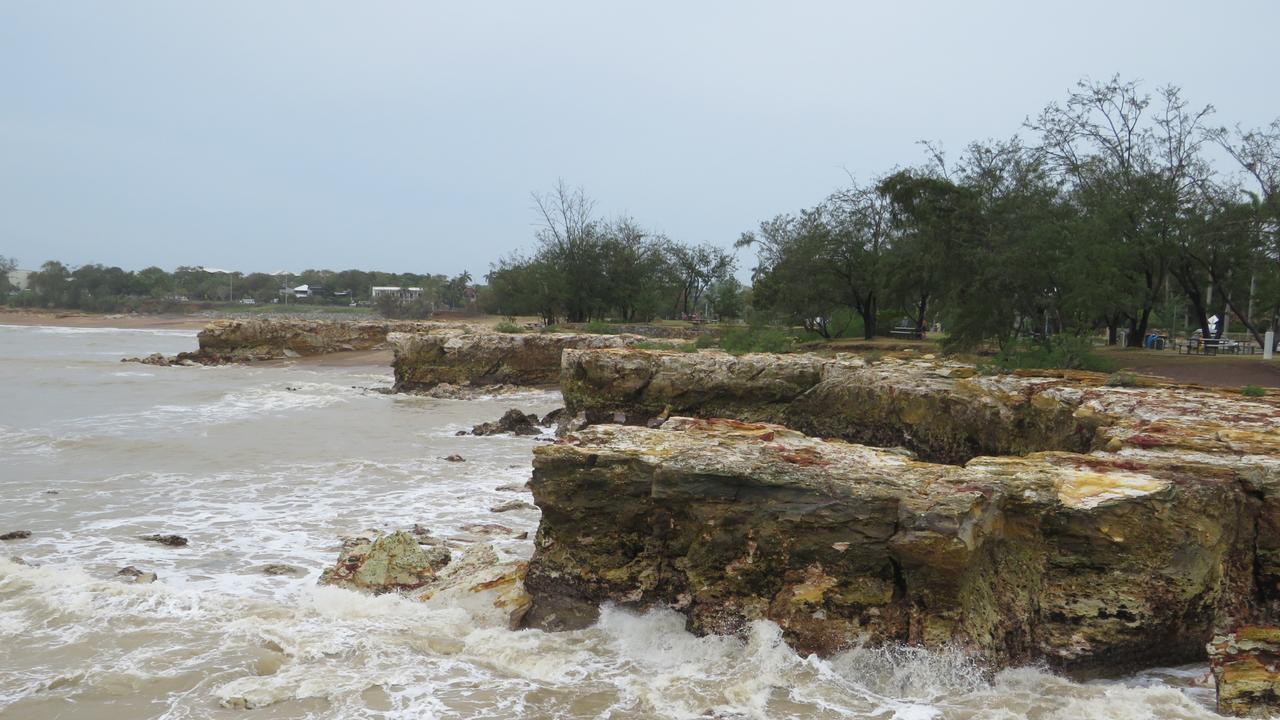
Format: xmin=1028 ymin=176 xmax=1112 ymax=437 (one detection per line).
xmin=1210 ymin=627 xmax=1280 ymax=716
xmin=471 ymin=409 xmax=542 ymax=436
xmin=559 ymin=349 xmax=1280 ymax=465
xmin=524 ymin=416 xmax=1280 ymax=676
xmin=174 ymin=318 xmax=467 ymax=364
xmin=319 ymin=531 xmax=450 ymax=594
xmin=390 ymin=331 xmax=681 ymax=392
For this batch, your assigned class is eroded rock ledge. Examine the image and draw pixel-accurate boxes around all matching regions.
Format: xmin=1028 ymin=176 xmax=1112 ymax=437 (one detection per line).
xmin=389 ymin=331 xmax=680 ymax=392
xmin=560 ymin=348 xmax=1279 ymax=464
xmin=179 ymin=318 xmax=470 ymax=363
xmin=525 ymin=417 xmax=1280 ymax=676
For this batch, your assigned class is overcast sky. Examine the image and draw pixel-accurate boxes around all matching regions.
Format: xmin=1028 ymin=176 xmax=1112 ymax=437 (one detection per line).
xmin=2 ymin=1 xmax=1277 ymax=277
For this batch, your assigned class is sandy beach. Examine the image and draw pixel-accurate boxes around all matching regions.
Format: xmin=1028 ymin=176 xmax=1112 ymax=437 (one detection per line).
xmin=0 ymin=309 xmax=210 ymax=330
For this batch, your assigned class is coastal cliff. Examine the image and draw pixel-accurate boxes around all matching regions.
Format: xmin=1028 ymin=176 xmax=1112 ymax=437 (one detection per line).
xmin=175 ymin=317 xmax=466 ymax=363
xmin=389 ymin=331 xmax=680 ymax=392
xmin=525 ymin=416 xmax=1277 ymax=676
xmin=559 ymin=348 xmax=1279 ymax=464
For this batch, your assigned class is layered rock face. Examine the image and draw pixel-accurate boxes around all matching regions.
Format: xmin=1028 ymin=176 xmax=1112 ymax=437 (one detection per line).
xmin=181 ymin=318 xmax=458 ymax=363
xmin=560 ymin=349 xmax=1280 ymax=465
xmin=390 ymin=331 xmax=679 ymax=392
xmin=525 ymin=417 xmax=1278 ymax=675
xmin=1210 ymin=626 xmax=1280 ymax=717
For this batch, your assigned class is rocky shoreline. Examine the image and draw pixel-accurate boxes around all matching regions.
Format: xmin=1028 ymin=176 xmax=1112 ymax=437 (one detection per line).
xmin=111 ymin=315 xmax=1280 ymax=713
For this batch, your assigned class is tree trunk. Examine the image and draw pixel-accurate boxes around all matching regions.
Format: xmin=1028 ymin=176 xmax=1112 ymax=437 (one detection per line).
xmin=859 ymin=295 xmax=878 ymax=340
xmin=914 ymin=292 xmax=930 ymax=336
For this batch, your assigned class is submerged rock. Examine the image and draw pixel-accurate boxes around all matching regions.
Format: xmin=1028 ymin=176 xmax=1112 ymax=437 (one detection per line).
xmin=443 ymin=454 xmax=466 ymax=462
xmin=319 ymin=530 xmax=450 ymax=594
xmin=413 ymin=543 xmax=532 ymax=629
xmin=526 ymin=417 xmax=1276 ymax=676
xmin=116 ymin=566 xmax=158 ymax=584
xmin=471 ymin=409 xmax=541 ymax=436
xmin=1210 ymin=627 xmax=1280 ymax=717
xmin=259 ymin=563 xmax=302 ymax=576
xmin=139 ymin=533 xmax=188 ymax=547
xmin=121 ymin=352 xmax=171 ymax=366
xmin=489 ymin=499 xmax=537 ymax=513
xmin=0 ymin=530 xmax=32 ymax=541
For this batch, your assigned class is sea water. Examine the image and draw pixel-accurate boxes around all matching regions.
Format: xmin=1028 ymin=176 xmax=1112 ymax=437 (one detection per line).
xmin=0 ymin=324 xmax=1224 ymax=719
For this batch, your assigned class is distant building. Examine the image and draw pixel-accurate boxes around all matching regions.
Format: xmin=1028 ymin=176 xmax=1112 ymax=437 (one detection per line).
xmin=371 ymin=286 xmax=423 ymax=302
xmin=7 ymin=269 xmax=32 ymax=291
xmin=287 ymin=284 xmax=326 ymax=299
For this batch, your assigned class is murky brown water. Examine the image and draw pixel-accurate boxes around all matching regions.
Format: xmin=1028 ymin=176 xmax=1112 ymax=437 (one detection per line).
xmin=0 ymin=324 xmax=1225 ymax=719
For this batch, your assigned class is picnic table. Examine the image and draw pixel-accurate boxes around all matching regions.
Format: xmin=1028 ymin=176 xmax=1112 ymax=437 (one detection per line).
xmin=1178 ymin=338 xmax=1257 ymax=355
xmin=889 ymin=326 xmax=924 ymax=340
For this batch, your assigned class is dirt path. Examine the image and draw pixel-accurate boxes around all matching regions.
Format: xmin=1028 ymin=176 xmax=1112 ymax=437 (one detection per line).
xmin=1130 ymin=361 xmax=1280 ymax=389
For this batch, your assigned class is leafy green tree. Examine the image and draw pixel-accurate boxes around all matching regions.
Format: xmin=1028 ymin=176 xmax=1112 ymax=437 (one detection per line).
xmin=0 ymin=255 xmax=16 ymax=295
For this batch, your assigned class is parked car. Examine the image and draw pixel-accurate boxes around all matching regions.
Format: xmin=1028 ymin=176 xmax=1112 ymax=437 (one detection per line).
xmin=239 ymin=298 xmax=256 ymax=305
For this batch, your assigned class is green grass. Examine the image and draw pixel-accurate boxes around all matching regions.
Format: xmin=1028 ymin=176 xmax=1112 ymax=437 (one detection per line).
xmin=1243 ymin=384 xmax=1268 ymax=397
xmin=581 ymin=320 xmax=620 ymax=334
xmin=992 ymin=337 xmax=1115 ymax=373
xmin=719 ymin=327 xmax=795 ymax=355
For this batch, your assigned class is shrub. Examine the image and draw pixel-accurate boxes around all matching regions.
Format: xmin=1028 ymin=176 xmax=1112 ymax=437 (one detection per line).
xmin=993 ymin=336 xmax=1114 ymax=373
xmin=539 ymin=324 xmax=561 ymax=333
xmin=376 ymin=294 xmax=433 ymax=320
xmin=582 ymin=320 xmax=619 ymax=334
xmin=692 ymin=334 xmax=719 ymax=349
xmin=1104 ymin=371 xmax=1138 ymax=387
xmin=494 ymin=320 xmax=523 ymax=333
xmin=1242 ymin=385 xmax=1268 ymax=397
xmin=719 ymin=327 xmax=795 ymax=355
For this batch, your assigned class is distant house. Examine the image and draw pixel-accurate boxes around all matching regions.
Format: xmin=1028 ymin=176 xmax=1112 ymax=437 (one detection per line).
xmin=371 ymin=286 xmax=423 ymax=302
xmin=288 ymin=284 xmax=326 ymax=299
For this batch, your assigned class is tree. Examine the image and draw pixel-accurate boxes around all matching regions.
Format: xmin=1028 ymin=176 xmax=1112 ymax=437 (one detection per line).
xmin=532 ymin=181 xmax=606 ymax=323
xmin=739 ymin=182 xmax=890 ymax=339
xmin=1029 ymin=77 xmax=1215 ymax=346
xmin=667 ymin=242 xmax=736 ymax=318
xmin=0 ymin=255 xmax=16 ymax=295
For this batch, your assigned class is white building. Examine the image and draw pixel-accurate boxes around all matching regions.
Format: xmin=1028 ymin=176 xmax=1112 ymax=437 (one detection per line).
xmin=371 ymin=286 xmax=423 ymax=302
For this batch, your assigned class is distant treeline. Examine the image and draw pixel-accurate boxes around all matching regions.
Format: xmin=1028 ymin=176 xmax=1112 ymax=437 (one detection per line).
xmin=0 ymin=258 xmax=474 ymax=314
xmin=738 ymin=76 xmax=1280 ymax=350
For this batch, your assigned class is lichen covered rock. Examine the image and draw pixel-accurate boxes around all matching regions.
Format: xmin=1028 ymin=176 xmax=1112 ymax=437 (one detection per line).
xmin=525 ymin=417 xmax=1273 ymax=675
xmin=560 ymin=349 xmax=1280 ymax=465
xmin=319 ymin=531 xmax=451 ymax=594
xmin=1210 ymin=626 xmax=1280 ymax=717
xmin=414 ymin=543 xmax=532 ymax=629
